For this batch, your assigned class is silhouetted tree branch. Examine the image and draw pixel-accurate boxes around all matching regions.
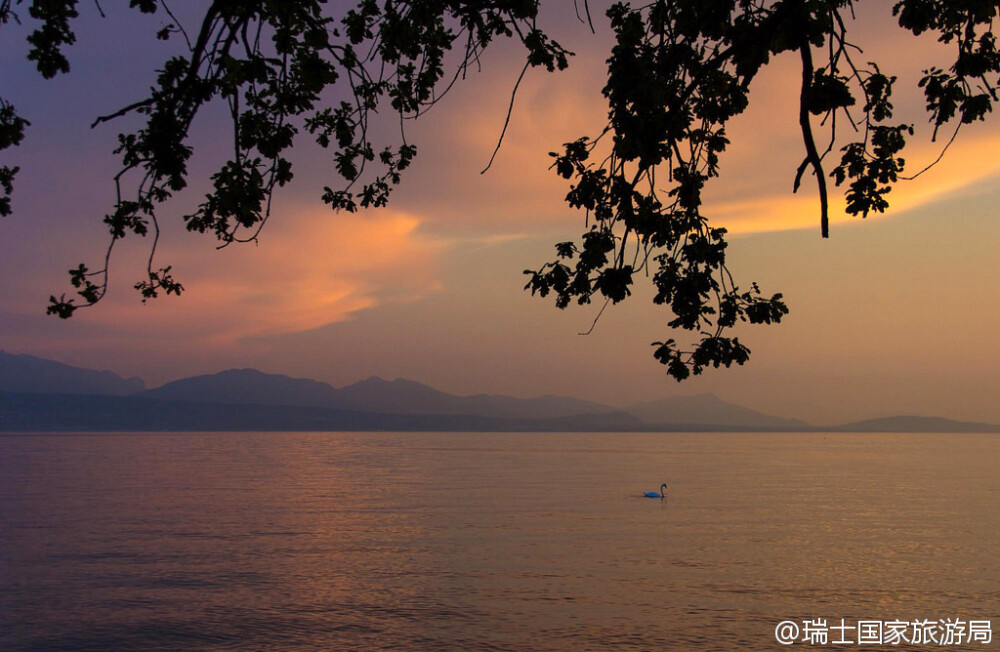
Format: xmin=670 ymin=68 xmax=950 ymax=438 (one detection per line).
xmin=3 ymin=0 xmax=998 ymax=380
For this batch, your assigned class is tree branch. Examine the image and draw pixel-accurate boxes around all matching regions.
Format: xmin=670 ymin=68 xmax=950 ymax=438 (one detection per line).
xmin=796 ymin=42 xmax=829 ymax=238
xmin=90 ymin=99 xmax=154 ymax=128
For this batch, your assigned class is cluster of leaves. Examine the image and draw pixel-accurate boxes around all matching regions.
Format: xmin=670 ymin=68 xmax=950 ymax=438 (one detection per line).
xmin=526 ymin=1 xmax=792 ymax=380
xmin=1 ymin=0 xmax=79 ymax=216
xmin=0 ymin=99 xmax=28 ymax=218
xmin=524 ymin=0 xmax=998 ymax=380
xmin=4 ymin=0 xmax=999 ymax=380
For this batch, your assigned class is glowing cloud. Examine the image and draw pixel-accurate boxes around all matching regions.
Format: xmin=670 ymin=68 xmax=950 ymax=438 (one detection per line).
xmin=709 ymin=133 xmax=1000 ymax=235
xmin=71 ymin=210 xmax=445 ymax=348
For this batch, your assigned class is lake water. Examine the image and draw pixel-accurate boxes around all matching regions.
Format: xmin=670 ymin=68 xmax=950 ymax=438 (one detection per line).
xmin=1 ymin=432 xmax=998 ymax=650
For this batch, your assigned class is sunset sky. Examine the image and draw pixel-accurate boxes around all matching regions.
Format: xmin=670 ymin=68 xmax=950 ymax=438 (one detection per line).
xmin=2 ymin=2 xmax=998 ymax=426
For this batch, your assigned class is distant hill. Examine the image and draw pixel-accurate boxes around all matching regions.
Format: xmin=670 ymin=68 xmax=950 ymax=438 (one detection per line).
xmin=335 ymin=376 xmax=618 ymax=419
xmin=139 ymin=368 xmax=345 ymax=408
xmin=0 ymin=351 xmax=144 ymax=396
xmin=625 ymin=393 xmax=809 ymax=430
xmin=830 ymin=415 xmax=1000 ymax=433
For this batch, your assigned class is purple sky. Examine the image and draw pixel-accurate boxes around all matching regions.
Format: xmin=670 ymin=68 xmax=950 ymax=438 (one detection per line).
xmin=2 ymin=2 xmax=999 ymax=425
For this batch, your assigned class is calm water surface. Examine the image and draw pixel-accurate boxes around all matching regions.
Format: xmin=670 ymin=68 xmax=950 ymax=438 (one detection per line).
xmin=1 ymin=432 xmax=998 ymax=650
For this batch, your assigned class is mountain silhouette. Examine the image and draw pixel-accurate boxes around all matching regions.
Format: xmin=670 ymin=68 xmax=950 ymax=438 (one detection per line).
xmin=0 ymin=393 xmax=644 ymax=433
xmin=0 ymin=350 xmax=144 ymax=395
xmin=335 ymin=376 xmax=619 ymax=419
xmin=830 ymin=415 xmax=1000 ymax=433
xmin=139 ymin=368 xmax=345 ymax=408
xmin=624 ymin=393 xmax=809 ymax=429
xmin=140 ymin=369 xmax=619 ymax=420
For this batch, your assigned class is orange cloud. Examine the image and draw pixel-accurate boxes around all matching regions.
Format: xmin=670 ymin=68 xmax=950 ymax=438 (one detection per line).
xmin=708 ymin=131 xmax=1000 ymax=235
xmin=73 ymin=209 xmax=445 ymax=347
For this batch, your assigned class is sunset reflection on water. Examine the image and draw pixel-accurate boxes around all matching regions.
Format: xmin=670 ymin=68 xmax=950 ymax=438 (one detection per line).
xmin=1 ymin=432 xmax=997 ymax=650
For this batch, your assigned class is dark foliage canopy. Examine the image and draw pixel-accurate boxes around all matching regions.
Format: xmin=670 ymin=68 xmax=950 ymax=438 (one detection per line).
xmin=2 ymin=0 xmax=997 ymax=380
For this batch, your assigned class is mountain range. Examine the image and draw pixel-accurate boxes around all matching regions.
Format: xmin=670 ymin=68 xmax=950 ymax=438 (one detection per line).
xmin=140 ymin=369 xmax=621 ymax=420
xmin=1 ymin=351 xmax=997 ymax=433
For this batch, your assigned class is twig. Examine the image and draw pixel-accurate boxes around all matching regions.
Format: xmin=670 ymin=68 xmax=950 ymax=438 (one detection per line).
xmin=900 ymin=122 xmax=961 ymax=181
xmin=579 ymin=297 xmax=611 ymax=335
xmin=481 ymin=60 xmax=529 ymax=174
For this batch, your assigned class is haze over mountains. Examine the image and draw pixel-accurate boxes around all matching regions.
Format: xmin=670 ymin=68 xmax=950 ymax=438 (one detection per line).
xmin=1 ymin=351 xmax=998 ymax=433
xmin=0 ymin=351 xmax=144 ymax=396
